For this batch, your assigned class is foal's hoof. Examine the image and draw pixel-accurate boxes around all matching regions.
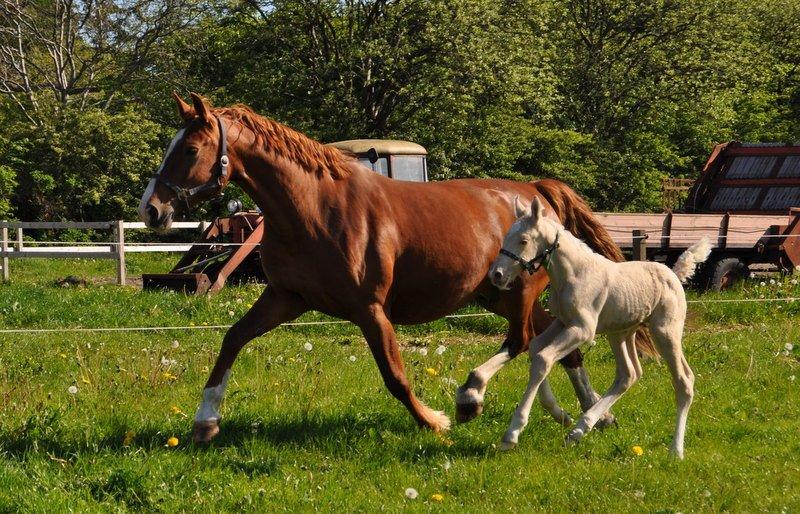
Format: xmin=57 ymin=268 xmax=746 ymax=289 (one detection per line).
xmin=193 ymin=419 xmax=220 ymax=444
xmin=455 ymin=401 xmax=483 ymax=423
xmin=500 ymin=440 xmax=517 ymax=451
xmin=565 ymin=427 xmax=585 ymax=445
xmin=594 ymin=411 xmax=617 ymax=430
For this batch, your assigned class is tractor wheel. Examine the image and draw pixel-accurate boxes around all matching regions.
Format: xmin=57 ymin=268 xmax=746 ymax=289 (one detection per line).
xmin=706 ymin=257 xmax=748 ymax=292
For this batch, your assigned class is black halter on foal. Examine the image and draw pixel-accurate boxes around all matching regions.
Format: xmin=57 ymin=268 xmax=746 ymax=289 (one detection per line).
xmin=154 ymin=116 xmax=230 ymax=209
xmin=499 ymin=232 xmax=560 ymax=274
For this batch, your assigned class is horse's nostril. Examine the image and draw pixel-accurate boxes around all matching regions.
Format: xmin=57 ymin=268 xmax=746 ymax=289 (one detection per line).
xmin=493 ymin=270 xmax=503 ymax=281
xmin=146 ymin=204 xmax=159 ymax=224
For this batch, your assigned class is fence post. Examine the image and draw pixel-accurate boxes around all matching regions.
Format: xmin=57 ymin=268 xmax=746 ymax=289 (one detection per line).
xmin=632 ymin=229 xmax=647 ymax=261
xmin=114 ymin=220 xmax=126 ymax=286
xmin=200 ymin=221 xmax=210 ymax=234
xmin=15 ymin=227 xmax=22 ymax=251
xmin=1 ymin=224 xmax=8 ymax=282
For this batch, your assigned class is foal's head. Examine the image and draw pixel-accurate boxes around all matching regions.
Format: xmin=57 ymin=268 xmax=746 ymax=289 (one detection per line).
xmin=489 ymin=196 xmax=559 ymax=290
xmin=139 ymin=93 xmax=234 ymax=230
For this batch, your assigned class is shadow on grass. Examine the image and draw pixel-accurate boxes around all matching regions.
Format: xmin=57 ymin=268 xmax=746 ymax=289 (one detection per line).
xmin=0 ymin=407 xmax=492 ymax=467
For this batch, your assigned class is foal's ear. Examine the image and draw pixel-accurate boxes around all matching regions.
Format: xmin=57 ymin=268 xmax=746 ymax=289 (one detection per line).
xmin=172 ymin=92 xmax=193 ymax=121
xmin=530 ymin=197 xmax=545 ymax=221
xmin=513 ymin=196 xmax=530 ymax=218
xmin=189 ymin=92 xmax=213 ymax=125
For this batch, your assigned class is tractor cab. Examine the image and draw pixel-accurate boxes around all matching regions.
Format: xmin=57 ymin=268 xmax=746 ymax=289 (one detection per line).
xmin=327 ymin=139 xmax=428 ymax=182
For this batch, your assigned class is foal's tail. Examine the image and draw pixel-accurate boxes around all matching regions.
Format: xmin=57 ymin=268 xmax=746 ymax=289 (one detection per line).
xmin=534 ymin=178 xmax=658 ymax=357
xmin=672 ymin=237 xmax=712 ymax=284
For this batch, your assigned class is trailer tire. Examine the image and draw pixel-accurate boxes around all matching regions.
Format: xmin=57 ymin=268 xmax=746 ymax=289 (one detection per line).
xmin=706 ymin=257 xmax=748 ymax=291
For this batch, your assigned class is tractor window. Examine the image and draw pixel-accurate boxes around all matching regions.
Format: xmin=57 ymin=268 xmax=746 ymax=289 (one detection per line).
xmin=390 ymin=155 xmax=426 ymax=182
xmin=359 ymin=157 xmax=388 ymax=176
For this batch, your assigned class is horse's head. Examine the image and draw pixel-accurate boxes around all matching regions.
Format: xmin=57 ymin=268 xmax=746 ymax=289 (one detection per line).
xmin=139 ymin=93 xmax=232 ymax=230
xmin=489 ymin=196 xmax=558 ymax=289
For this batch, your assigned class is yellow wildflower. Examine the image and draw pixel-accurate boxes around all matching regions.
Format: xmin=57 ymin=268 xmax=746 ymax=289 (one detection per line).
xmin=122 ymin=430 xmax=135 ymax=446
xmin=162 ymin=371 xmax=177 ymax=381
xmin=431 ymin=493 xmax=444 ymax=502
xmin=170 ymin=405 xmax=182 ymax=415
xmin=81 ymin=377 xmax=91 ymax=385
xmin=426 ymin=367 xmax=438 ymax=376
xmin=632 ymin=445 xmax=644 ymax=456
xmin=166 ymin=436 xmax=179 ymax=447
xmin=201 ymin=366 xmax=209 ymax=373
xmin=59 ymin=353 xmax=67 ymax=359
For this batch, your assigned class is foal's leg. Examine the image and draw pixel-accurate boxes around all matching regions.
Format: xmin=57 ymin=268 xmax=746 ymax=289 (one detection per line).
xmin=359 ymin=304 xmax=450 ymax=431
xmin=649 ymin=321 xmax=694 ymax=459
xmin=501 ymin=321 xmax=592 ymax=449
xmin=567 ymin=332 xmax=638 ymax=443
xmin=193 ymin=287 xmax=308 ymax=443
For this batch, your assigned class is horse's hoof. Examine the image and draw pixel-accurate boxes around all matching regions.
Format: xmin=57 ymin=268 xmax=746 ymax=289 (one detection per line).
xmin=594 ymin=411 xmax=617 ymax=430
xmin=565 ymin=428 xmax=584 ymax=445
xmin=500 ymin=440 xmax=517 ymax=451
xmin=427 ymin=410 xmax=451 ymax=432
xmin=193 ymin=419 xmax=220 ymax=444
xmin=455 ymin=401 xmax=483 ymax=423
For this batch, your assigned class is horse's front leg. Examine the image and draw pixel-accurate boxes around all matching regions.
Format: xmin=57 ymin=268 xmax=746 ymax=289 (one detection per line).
xmin=359 ymin=304 xmax=450 ymax=431
xmin=193 ymin=286 xmax=307 ymax=443
xmin=501 ymin=321 xmax=593 ymax=449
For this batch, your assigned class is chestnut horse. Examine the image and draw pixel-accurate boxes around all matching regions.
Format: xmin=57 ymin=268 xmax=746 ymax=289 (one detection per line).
xmin=140 ymin=93 xmax=632 ymax=442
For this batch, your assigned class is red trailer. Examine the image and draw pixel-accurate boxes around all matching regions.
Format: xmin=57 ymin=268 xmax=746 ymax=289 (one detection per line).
xmin=598 ymin=142 xmax=800 ymax=290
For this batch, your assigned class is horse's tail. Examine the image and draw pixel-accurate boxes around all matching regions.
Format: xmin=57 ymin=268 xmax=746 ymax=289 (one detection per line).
xmin=534 ymin=178 xmax=658 ymax=357
xmin=672 ymin=237 xmax=712 ymax=284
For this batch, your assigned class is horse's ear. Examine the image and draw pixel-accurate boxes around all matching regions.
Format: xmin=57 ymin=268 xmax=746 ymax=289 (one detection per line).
xmin=530 ymin=197 xmax=545 ymax=221
xmin=172 ymin=92 xmax=194 ymax=121
xmin=513 ymin=196 xmax=530 ymax=218
xmin=189 ymin=92 xmax=213 ymax=124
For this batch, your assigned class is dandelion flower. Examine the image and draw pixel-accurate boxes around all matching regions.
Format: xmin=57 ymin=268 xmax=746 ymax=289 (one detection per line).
xmin=791 ymin=279 xmax=798 ymax=285
xmin=785 ymin=343 xmax=794 ymax=352
xmin=171 ymin=340 xmax=180 ymax=349
xmin=442 ymin=459 xmax=451 ymax=471
xmin=435 ymin=345 xmax=446 ymax=355
xmin=404 ymin=488 xmax=418 ymax=500
xmin=162 ymin=371 xmax=177 ymax=381
xmin=770 ymin=279 xmax=776 ymax=285
xmin=67 ymin=385 xmax=78 ymax=395
xmin=123 ymin=430 xmax=135 ymax=446
xmin=59 ymin=353 xmax=67 ymax=359
xmin=228 ymin=310 xmax=235 ymax=317
xmin=790 ymin=375 xmax=796 ymax=382
xmin=170 ymin=405 xmax=182 ymax=415
xmin=759 ymin=281 xmax=766 ymax=287
xmin=426 ymin=367 xmax=438 ymax=376
xmin=431 ymin=493 xmax=444 ymax=502
xmin=201 ymin=366 xmax=209 ymax=373
xmin=349 ymin=355 xmax=357 ymax=362
xmin=166 ymin=436 xmax=179 ymax=447
xmin=632 ymin=445 xmax=644 ymax=456
xmin=303 ymin=342 xmax=313 ymax=352
xmin=418 ymin=348 xmax=428 ymax=357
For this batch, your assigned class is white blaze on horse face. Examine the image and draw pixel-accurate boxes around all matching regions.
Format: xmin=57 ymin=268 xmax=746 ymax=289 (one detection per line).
xmin=138 ymin=129 xmax=186 ymax=224
xmin=195 ymin=369 xmax=230 ymax=423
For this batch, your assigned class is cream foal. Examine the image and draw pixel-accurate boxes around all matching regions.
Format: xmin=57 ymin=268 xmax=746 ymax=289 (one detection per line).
xmin=489 ymin=197 xmax=711 ymax=459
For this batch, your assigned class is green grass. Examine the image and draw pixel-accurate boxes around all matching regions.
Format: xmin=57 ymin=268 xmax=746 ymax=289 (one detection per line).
xmin=1 ymin=257 xmax=799 ymax=512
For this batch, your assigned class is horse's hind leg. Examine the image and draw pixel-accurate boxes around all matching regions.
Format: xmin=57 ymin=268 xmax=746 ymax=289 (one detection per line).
xmin=567 ymin=331 xmax=638 ymax=443
xmin=194 ymin=286 xmax=308 ymax=443
xmin=359 ymin=304 xmax=450 ymax=432
xmin=649 ymin=320 xmax=694 ymax=459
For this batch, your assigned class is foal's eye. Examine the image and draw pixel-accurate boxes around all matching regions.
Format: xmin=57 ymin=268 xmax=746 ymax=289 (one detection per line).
xmin=520 ymin=239 xmax=528 ymax=246
xmin=185 ymin=147 xmax=199 ymax=156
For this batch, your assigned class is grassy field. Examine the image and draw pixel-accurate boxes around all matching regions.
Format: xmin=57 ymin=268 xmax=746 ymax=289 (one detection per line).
xmin=1 ymin=256 xmax=799 ymax=512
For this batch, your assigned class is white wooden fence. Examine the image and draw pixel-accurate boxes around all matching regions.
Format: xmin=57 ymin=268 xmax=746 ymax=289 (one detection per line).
xmin=0 ymin=220 xmax=209 ymax=285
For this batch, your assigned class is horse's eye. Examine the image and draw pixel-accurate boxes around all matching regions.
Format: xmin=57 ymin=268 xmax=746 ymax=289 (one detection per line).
xmin=520 ymin=239 xmax=528 ymax=246
xmin=185 ymin=147 xmax=199 ymax=156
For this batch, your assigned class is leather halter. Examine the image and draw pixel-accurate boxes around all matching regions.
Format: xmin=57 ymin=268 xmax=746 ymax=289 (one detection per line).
xmin=153 ymin=116 xmax=230 ymax=209
xmin=499 ymin=232 xmax=560 ymax=274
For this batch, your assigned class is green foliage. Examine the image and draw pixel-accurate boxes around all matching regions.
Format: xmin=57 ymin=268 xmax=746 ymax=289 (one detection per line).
xmin=5 ymin=108 xmax=164 ymax=222
xmin=2 ymin=0 xmax=800 ymax=218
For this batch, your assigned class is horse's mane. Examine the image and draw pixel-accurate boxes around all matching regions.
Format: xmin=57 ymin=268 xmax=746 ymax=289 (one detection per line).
xmin=212 ymin=105 xmax=354 ymax=180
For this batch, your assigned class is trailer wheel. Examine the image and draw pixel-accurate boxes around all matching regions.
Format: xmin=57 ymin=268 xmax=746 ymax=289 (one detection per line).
xmin=706 ymin=257 xmax=748 ymax=291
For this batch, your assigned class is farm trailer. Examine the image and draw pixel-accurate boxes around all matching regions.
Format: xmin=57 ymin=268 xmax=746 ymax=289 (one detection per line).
xmin=598 ymin=142 xmax=800 ymax=290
